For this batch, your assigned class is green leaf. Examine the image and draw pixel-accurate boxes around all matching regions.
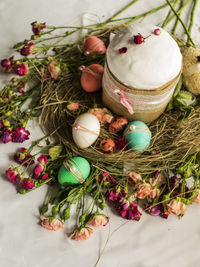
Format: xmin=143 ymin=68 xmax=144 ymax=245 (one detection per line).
xmin=52 ymin=205 xmax=60 ymax=216
xmin=41 ymin=203 xmax=49 ymax=214
xmin=48 ymin=145 xmax=63 ymax=159
xmin=61 ymin=206 xmax=71 ymax=221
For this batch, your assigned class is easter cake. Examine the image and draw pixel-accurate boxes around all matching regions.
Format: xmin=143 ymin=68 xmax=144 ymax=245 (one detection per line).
xmin=102 ymin=23 xmax=182 ymax=122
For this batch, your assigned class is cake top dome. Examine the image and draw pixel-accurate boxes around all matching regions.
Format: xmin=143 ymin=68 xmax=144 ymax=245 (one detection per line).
xmin=106 ymin=23 xmax=182 ymax=90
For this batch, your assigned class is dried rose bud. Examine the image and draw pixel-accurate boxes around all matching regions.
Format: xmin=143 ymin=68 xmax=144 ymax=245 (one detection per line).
xmin=133 ymin=34 xmax=144 ymax=44
xmin=154 ymin=28 xmax=161 ymax=36
xmin=1 ymin=59 xmax=11 ymax=68
xmin=118 ymin=47 xmax=127 ymax=54
xmin=14 ymin=63 xmax=29 ymax=76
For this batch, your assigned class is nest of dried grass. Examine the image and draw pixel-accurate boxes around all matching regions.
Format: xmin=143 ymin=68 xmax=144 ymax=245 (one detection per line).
xmin=39 ymin=24 xmax=200 ymax=175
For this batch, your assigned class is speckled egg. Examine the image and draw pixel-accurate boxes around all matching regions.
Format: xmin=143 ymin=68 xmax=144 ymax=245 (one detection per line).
xmin=123 ymin=121 xmax=151 ymax=151
xmin=83 ymin=36 xmax=106 ymax=56
xmin=100 ymin=138 xmax=116 ymax=154
xmin=81 ymin=64 xmax=104 ymax=93
xmin=72 ymin=113 xmax=100 ymax=148
xmin=58 ymin=157 xmax=91 ymax=185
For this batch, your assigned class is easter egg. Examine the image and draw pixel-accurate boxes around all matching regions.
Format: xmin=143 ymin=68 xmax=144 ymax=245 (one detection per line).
xmin=123 ymin=121 xmax=151 ymax=151
xmin=72 ymin=113 xmax=100 ymax=148
xmin=81 ymin=64 xmax=104 ymax=92
xmin=100 ymin=138 xmax=116 ymax=154
xmin=58 ymin=157 xmax=91 ymax=185
xmin=83 ymin=36 xmax=106 ymax=56
xmin=109 ymin=117 xmax=128 ymax=133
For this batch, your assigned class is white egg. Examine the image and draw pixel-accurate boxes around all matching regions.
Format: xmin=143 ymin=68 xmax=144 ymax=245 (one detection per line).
xmin=72 ymin=113 xmax=100 ymax=148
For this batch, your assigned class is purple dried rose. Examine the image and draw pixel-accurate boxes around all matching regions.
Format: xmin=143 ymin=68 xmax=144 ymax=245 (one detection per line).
xmin=14 ymin=147 xmax=34 ymax=166
xmin=0 ymin=129 xmax=11 ymax=143
xmin=12 ymin=127 xmax=30 ymax=143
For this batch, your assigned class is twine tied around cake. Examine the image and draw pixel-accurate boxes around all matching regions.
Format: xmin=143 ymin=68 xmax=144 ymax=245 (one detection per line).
xmin=63 ymin=159 xmax=85 ymax=183
xmin=73 ymin=123 xmax=99 ymax=136
xmin=103 ymin=72 xmax=134 ymax=114
xmin=103 ymin=67 xmax=153 ymax=115
xmin=123 ymin=124 xmax=151 ymax=136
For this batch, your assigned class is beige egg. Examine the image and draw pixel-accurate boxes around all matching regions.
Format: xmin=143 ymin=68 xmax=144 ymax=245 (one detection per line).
xmin=72 ymin=113 xmax=100 ymax=148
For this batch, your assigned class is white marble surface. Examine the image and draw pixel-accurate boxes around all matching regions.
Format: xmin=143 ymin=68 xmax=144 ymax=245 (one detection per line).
xmin=1 ymin=1 xmax=200 ymax=267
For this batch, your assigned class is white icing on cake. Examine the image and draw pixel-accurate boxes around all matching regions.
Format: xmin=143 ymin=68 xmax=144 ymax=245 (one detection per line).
xmin=106 ymin=23 xmax=182 ymax=90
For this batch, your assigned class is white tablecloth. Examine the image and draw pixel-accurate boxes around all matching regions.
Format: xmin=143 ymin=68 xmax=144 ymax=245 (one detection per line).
xmin=1 ymin=1 xmax=200 ymax=266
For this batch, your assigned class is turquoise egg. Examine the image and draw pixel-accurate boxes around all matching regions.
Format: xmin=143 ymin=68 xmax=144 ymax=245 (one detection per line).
xmin=58 ymin=157 xmax=91 ymax=185
xmin=123 ymin=121 xmax=151 ymax=151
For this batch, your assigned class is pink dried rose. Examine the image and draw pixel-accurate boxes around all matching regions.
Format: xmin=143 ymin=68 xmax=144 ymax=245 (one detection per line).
xmin=98 ymin=172 xmax=115 ymax=184
xmin=14 ymin=147 xmax=34 ymax=166
xmin=135 ymin=183 xmax=152 ymax=199
xmin=40 ymin=215 xmax=63 ymax=231
xmin=41 ymin=173 xmax=49 ymax=180
xmin=31 ymin=21 xmax=46 ymax=35
xmin=88 ymin=214 xmax=109 ymax=227
xmin=21 ymin=178 xmax=34 ymax=190
xmin=48 ymin=62 xmax=61 ymax=79
xmin=20 ymin=42 xmax=34 ymax=56
xmin=6 ymin=168 xmax=20 ymax=183
xmin=37 ymin=155 xmax=47 ymax=165
xmin=128 ymin=172 xmax=142 ymax=184
xmin=191 ymin=189 xmax=200 ymax=203
xmin=67 ymin=102 xmax=79 ymax=111
xmin=88 ymin=108 xmax=113 ymax=123
xmin=14 ymin=63 xmax=29 ymax=76
xmin=33 ymin=164 xmax=44 ymax=178
xmin=149 ymin=188 xmax=159 ymax=199
xmin=164 ymin=199 xmax=186 ymax=216
xmin=70 ymin=227 xmax=93 ymax=241
xmin=149 ymin=174 xmax=166 ymax=187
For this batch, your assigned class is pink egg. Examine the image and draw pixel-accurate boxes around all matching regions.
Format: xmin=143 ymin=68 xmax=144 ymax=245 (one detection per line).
xmin=83 ymin=36 xmax=106 ymax=56
xmin=80 ymin=64 xmax=104 ymax=93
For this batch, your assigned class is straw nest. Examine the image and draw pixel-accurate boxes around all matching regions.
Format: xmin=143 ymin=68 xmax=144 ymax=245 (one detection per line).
xmin=38 ymin=25 xmax=200 ymax=175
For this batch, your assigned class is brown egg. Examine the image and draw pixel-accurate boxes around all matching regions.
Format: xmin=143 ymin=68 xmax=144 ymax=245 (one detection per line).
xmin=100 ymin=138 xmax=116 ymax=154
xmin=80 ymin=64 xmax=104 ymax=93
xmin=83 ymin=36 xmax=106 ymax=56
xmin=109 ymin=117 xmax=128 ymax=133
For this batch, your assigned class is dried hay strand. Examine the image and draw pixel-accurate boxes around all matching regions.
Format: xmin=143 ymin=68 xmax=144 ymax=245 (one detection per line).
xmin=38 ymin=25 xmax=200 ymax=174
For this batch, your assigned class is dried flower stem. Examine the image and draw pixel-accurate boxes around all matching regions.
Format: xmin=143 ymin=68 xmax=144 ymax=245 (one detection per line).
xmin=111 ymin=1 xmax=174 ymax=24
xmin=162 ymin=0 xmax=192 ymax=29
xmin=102 ymin=0 xmax=140 ymax=25
xmin=162 ymin=0 xmax=180 ymax=28
xmin=166 ymin=0 xmax=195 ymax=46
xmin=172 ymin=0 xmax=184 ymax=34
xmin=188 ymin=0 xmax=199 ymax=38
